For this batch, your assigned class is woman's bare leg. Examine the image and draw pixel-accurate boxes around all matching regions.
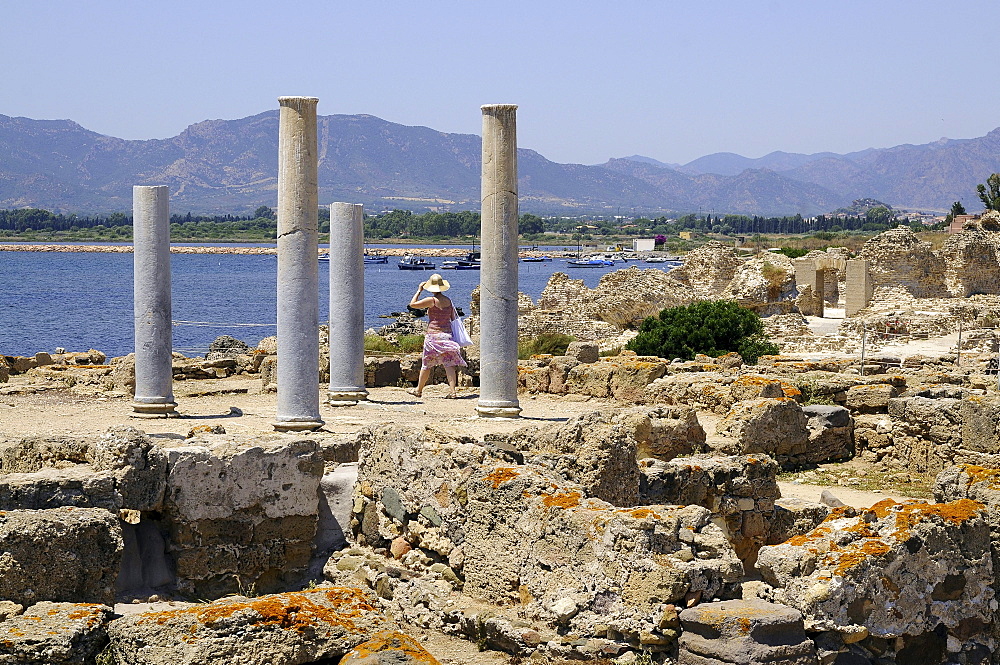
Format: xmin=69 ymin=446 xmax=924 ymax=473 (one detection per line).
xmin=445 ymin=366 xmax=458 ymax=396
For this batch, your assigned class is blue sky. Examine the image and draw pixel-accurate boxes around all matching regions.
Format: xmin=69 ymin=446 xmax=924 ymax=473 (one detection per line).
xmin=4 ymin=1 xmax=998 ymax=165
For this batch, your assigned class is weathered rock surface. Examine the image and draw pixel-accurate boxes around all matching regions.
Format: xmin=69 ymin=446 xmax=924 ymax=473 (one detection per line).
xmin=669 ymin=241 xmax=743 ymax=299
xmin=756 ymin=498 xmax=994 ymax=653
xmin=713 ymin=398 xmax=809 ymax=467
xmin=802 ymin=404 xmax=854 ymax=464
xmin=104 ymin=588 xmax=391 ymax=665
xmin=638 ymin=454 xmax=779 ymax=564
xmin=0 ymin=507 xmax=122 ymax=606
xmin=339 ymin=631 xmax=441 ymax=664
xmin=858 ymin=227 xmax=949 ymax=301
xmin=159 ymin=435 xmax=324 ymax=596
xmin=351 ymin=423 xmax=743 ymax=642
xmin=678 ymin=598 xmax=818 ymax=665
xmin=0 ymin=602 xmax=113 ymax=664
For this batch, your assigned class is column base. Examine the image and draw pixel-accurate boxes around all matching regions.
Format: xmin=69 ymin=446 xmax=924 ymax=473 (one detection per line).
xmin=328 ymin=389 xmax=368 ymax=406
xmin=131 ymin=400 xmax=178 ymax=417
xmin=476 ymin=403 xmax=522 ymax=419
xmin=273 ymin=417 xmax=325 ymax=432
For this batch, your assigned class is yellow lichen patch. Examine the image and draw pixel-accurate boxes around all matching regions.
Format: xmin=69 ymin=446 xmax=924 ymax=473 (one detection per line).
xmin=345 ymin=631 xmax=442 ymax=664
xmin=541 ymin=490 xmax=582 ymax=509
xmin=781 ymin=384 xmax=802 ymax=399
xmin=483 ymin=467 xmax=520 ymax=488
xmin=889 ymin=499 xmax=985 ymax=541
xmin=786 ymin=526 xmax=831 ymax=547
xmin=960 ymin=464 xmax=1000 ymax=490
xmin=831 ymin=538 xmax=891 ymax=576
xmin=136 ymin=588 xmax=377 ymax=635
xmin=626 ymin=507 xmax=662 ymax=520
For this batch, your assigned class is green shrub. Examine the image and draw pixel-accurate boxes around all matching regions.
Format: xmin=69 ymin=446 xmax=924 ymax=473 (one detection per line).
xmin=396 ymin=334 xmax=425 ymax=354
xmin=518 ymin=333 xmax=574 ymax=359
xmin=776 ymin=247 xmax=808 ymax=258
xmin=626 ymin=300 xmax=778 ymax=364
xmin=364 ymin=334 xmax=398 ymax=353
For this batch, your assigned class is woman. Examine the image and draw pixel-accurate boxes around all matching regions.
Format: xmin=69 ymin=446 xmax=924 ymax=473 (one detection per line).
xmin=407 ymin=273 xmax=467 ymax=398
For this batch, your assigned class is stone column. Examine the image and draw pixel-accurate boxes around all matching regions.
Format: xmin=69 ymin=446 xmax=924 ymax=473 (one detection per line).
xmin=274 ymin=96 xmax=324 ymax=431
xmin=477 ymin=104 xmax=521 ymax=418
xmin=327 ymin=202 xmax=367 ymax=405
xmin=794 ymin=259 xmax=825 ymax=318
xmin=845 ymin=259 xmax=873 ymax=317
xmin=132 ymin=185 xmax=176 ymax=416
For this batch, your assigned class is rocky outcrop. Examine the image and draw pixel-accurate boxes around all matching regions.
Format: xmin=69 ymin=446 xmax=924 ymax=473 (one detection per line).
xmin=351 ymin=423 xmax=743 ymax=646
xmin=713 ymin=398 xmax=810 ymax=467
xmin=105 ymin=588 xmax=391 ymax=665
xmin=724 ymin=254 xmax=797 ymax=316
xmin=756 ymin=498 xmax=994 ymax=659
xmin=0 ymin=507 xmax=123 ymax=606
xmin=0 ymin=602 xmax=113 ymax=664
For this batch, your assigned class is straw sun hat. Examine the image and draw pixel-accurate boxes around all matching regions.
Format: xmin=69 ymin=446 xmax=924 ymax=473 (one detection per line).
xmin=424 ymin=274 xmax=451 ymax=292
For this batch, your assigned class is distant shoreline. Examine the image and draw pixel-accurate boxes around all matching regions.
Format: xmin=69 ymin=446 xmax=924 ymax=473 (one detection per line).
xmin=0 ymin=244 xmax=505 ymax=258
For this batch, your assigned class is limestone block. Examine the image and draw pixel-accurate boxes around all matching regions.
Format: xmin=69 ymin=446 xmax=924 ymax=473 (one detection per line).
xmin=92 ymin=425 xmax=167 ymax=511
xmin=766 ymin=497 xmax=830 ymax=546
xmin=631 ymin=404 xmax=705 ymax=460
xmin=678 ymin=599 xmax=818 ymax=665
xmin=566 ymin=360 xmax=616 ymax=397
xmin=885 ymin=397 xmax=964 ymax=474
xmin=802 ymin=404 xmax=854 ymax=464
xmin=844 ymin=384 xmax=897 ymax=413
xmin=517 ymin=359 xmax=550 ymax=393
xmin=161 ymin=436 xmax=324 ymax=596
xmin=566 ymin=341 xmax=599 ymax=363
xmin=547 ymin=355 xmax=579 ymax=394
xmin=105 ymin=588 xmax=391 ymax=665
xmin=644 ymin=372 xmax=736 ymax=413
xmin=340 ymin=631 xmax=441 ymax=664
xmin=0 ymin=466 xmax=119 ymax=510
xmin=731 ymin=374 xmax=794 ymax=401
xmin=609 ymin=358 xmax=668 ymax=401
xmin=0 ymin=355 xmax=8 ymax=383
xmin=0 ymin=507 xmax=123 ymax=605
xmin=109 ymin=352 xmax=136 ymax=394
xmin=0 ymin=602 xmax=113 ymax=664
xmin=757 ymin=498 xmax=994 ymax=642
xmin=363 ymin=356 xmax=401 ymax=387
xmin=258 ymin=354 xmax=278 ymax=392
xmin=504 ymin=409 xmax=643 ymax=506
xmin=0 ymin=435 xmax=90 ymax=474
xmin=639 ymin=454 xmax=780 ymax=564
xmin=9 ymin=356 xmax=37 ymax=373
xmin=317 ymin=463 xmax=358 ymax=554
xmin=714 ymin=398 xmax=809 ymax=466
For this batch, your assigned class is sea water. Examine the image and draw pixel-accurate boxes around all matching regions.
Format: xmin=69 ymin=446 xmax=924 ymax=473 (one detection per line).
xmin=0 ymin=245 xmax=674 ymax=358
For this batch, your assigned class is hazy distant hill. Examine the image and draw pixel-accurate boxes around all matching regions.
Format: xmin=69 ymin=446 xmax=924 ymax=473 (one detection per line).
xmin=2 ymin=111 xmax=999 ymax=216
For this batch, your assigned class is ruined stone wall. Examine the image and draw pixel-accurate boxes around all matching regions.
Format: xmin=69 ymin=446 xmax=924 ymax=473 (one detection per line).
xmin=858 ymin=227 xmax=949 ymax=300
xmin=940 ymin=229 xmax=1000 ymax=297
xmin=668 ymin=241 xmax=744 ymax=298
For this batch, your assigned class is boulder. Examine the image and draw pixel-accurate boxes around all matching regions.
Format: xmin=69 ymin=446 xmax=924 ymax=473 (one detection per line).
xmin=105 ymin=588 xmax=391 ymax=665
xmin=160 ymin=436 xmax=324 ymax=596
xmin=109 ymin=353 xmax=136 ymax=394
xmin=340 ymin=631 xmax=441 ymax=664
xmin=566 ymin=341 xmax=599 ymax=363
xmin=364 ymin=356 xmax=401 ymax=387
xmin=0 ymin=507 xmax=123 ymax=605
xmin=0 ymin=355 xmax=8 ymax=383
xmin=678 ymin=599 xmax=818 ymax=665
xmin=546 ymin=355 xmax=579 ymax=394
xmin=91 ymin=425 xmax=168 ymax=511
xmin=802 ymin=404 xmax=854 ymax=464
xmin=259 ymin=355 xmax=278 ymax=392
xmin=844 ymin=384 xmax=897 ymax=413
xmin=0 ymin=602 xmax=113 ymax=664
xmin=766 ymin=497 xmax=829 ymax=546
xmin=714 ymin=398 xmax=809 ymax=467
xmin=0 ymin=435 xmax=90 ymax=474
xmin=884 ymin=397 xmax=963 ymax=475
xmin=757 ymin=498 xmax=994 ymax=649
xmin=206 ymin=334 xmax=251 ymax=359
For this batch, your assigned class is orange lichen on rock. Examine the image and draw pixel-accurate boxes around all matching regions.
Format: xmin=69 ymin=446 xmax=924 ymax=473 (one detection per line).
xmin=343 ymin=631 xmax=442 ymax=664
xmin=626 ymin=507 xmax=662 ymax=520
xmin=960 ymin=464 xmax=1000 ymax=489
xmin=541 ymin=490 xmax=582 ymax=509
xmin=831 ymin=539 xmax=892 ymax=576
xmin=483 ymin=467 xmax=520 ymax=488
xmin=136 ymin=588 xmax=378 ymax=635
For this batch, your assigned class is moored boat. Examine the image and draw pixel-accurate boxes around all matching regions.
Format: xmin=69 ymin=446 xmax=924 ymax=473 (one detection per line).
xmin=398 ymin=255 xmax=436 ymax=270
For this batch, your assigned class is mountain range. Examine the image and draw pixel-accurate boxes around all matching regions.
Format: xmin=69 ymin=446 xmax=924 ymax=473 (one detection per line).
xmin=2 ymin=111 xmax=999 ymax=217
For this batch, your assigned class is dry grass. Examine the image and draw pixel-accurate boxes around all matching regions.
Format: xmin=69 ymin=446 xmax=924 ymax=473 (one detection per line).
xmin=778 ymin=460 xmax=936 ymax=500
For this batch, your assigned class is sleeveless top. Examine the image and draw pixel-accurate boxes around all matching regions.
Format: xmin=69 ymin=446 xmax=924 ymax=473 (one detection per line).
xmin=426 ymin=298 xmax=454 ymax=334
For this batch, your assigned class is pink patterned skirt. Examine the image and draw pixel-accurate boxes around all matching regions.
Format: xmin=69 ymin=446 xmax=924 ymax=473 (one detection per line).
xmin=421 ymin=332 xmax=468 ymax=370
